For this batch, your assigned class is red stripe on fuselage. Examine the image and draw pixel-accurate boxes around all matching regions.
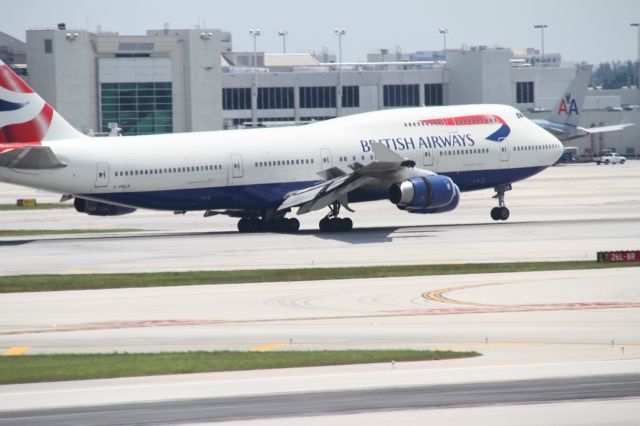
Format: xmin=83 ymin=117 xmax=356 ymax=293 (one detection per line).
xmin=420 ymin=114 xmax=506 ymax=126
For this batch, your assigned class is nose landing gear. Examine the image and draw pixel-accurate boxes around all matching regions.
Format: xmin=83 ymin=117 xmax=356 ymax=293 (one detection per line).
xmin=491 ymin=184 xmax=511 ymax=221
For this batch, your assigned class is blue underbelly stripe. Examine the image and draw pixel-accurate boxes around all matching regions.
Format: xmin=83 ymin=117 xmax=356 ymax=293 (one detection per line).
xmin=85 ymin=166 xmax=547 ymax=211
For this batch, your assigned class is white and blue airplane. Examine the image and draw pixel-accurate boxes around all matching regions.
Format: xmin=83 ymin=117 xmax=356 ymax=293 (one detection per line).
xmin=0 ymin=59 xmax=563 ymax=232
xmin=533 ymin=64 xmax=633 ymax=141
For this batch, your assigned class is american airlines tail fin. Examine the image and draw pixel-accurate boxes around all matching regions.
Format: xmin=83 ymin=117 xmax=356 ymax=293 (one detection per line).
xmin=545 ymin=64 xmax=593 ymax=127
xmin=0 ymin=59 xmax=86 ymax=145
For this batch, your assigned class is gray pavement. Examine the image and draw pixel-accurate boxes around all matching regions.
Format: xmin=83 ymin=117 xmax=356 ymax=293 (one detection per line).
xmin=1 ymin=268 xmax=638 ymax=356
xmin=1 ymin=375 xmax=639 ymax=425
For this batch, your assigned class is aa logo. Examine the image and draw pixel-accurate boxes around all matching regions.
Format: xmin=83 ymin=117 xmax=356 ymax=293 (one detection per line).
xmin=558 ymin=92 xmax=579 ymax=115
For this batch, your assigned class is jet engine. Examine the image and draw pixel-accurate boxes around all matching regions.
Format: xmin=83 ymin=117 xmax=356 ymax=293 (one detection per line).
xmin=389 ymin=175 xmax=460 ymax=214
xmin=74 ymin=198 xmax=136 ymax=216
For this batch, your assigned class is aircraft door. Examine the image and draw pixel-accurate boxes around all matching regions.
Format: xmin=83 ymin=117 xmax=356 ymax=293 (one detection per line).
xmin=231 ymin=153 xmax=243 ymax=178
xmin=422 ymin=149 xmax=434 ymax=167
xmin=320 ymin=148 xmax=332 ymax=167
xmin=95 ymin=162 xmax=109 ymax=188
xmin=500 ymin=139 xmax=510 ymax=162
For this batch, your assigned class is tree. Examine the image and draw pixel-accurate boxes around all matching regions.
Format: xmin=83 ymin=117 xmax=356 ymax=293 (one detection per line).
xmin=592 ymin=60 xmax=637 ymax=89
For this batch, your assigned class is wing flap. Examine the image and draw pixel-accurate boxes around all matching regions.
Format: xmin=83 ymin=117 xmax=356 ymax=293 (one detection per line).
xmin=278 ymin=142 xmax=419 ymax=214
xmin=0 ymin=146 xmax=66 ymax=169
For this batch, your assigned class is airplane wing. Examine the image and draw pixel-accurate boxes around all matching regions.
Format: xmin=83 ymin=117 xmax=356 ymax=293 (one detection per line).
xmin=278 ymin=143 xmax=418 ymax=214
xmin=537 ymin=124 xmax=568 ymax=138
xmin=581 ymin=123 xmax=634 ymax=134
xmin=0 ymin=145 xmax=66 ymax=169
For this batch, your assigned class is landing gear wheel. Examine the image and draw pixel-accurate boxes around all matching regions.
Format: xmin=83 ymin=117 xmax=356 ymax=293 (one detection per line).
xmin=238 ymin=218 xmax=263 ymax=232
xmin=498 ymin=207 xmax=510 ymax=221
xmin=287 ymin=218 xmax=300 ymax=232
xmin=318 ymin=202 xmax=354 ymax=232
xmin=490 ymin=207 xmax=501 ymax=221
xmin=341 ymin=217 xmax=353 ymax=232
xmin=319 ymin=217 xmax=330 ymax=232
xmin=329 ymin=218 xmax=342 ymax=232
xmin=491 ymin=184 xmax=512 ymax=222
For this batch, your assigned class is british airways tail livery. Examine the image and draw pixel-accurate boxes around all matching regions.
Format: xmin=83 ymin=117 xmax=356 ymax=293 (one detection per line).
xmin=533 ymin=64 xmax=634 ymax=141
xmin=0 ymin=59 xmax=563 ymax=232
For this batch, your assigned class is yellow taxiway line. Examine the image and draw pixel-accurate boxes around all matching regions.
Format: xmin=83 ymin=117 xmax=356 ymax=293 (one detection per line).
xmin=250 ymin=343 xmax=289 ymax=352
xmin=3 ymin=346 xmax=31 ymax=356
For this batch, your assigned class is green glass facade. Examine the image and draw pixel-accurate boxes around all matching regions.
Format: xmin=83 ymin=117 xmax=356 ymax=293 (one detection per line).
xmin=100 ymin=82 xmax=173 ymax=135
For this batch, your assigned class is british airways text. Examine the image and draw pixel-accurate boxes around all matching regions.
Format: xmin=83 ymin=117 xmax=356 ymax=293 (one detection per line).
xmin=360 ymin=134 xmax=476 ymax=153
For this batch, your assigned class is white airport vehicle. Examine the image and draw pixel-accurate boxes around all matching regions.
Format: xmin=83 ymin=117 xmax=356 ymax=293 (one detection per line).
xmin=594 ymin=152 xmax=626 ymax=165
xmin=0 ymin=59 xmax=563 ymax=232
xmin=533 ymin=64 xmax=633 ymax=141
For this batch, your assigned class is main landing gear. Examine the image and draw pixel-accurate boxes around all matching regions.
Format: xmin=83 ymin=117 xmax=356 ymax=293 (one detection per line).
xmin=319 ymin=201 xmax=353 ymax=232
xmin=237 ymin=209 xmax=300 ymax=233
xmin=490 ymin=184 xmax=511 ymax=221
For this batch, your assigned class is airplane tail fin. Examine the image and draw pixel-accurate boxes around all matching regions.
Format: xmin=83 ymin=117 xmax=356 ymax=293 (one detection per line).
xmin=545 ymin=64 xmax=593 ymax=127
xmin=0 ymin=59 xmax=86 ymax=146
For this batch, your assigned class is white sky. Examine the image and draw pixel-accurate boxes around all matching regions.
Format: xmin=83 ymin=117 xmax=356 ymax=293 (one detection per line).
xmin=2 ymin=0 xmax=639 ymax=64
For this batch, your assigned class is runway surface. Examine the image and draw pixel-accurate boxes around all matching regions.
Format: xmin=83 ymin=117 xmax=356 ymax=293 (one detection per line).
xmin=1 ymin=162 xmax=639 ymax=424
xmin=1 ymin=162 xmax=639 ymax=274
xmin=1 ymin=267 xmax=639 ymax=424
xmin=2 ymin=375 xmax=639 ymax=425
xmin=1 ymin=268 xmax=639 ymax=354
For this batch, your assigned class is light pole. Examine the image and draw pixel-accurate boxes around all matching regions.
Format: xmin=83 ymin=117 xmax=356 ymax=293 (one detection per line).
xmin=534 ymin=24 xmax=548 ymax=65
xmin=277 ymin=30 xmax=288 ymax=54
xmin=438 ymin=28 xmax=449 ymax=106
xmin=334 ymin=28 xmax=346 ymax=116
xmin=438 ymin=28 xmax=448 ymax=61
xmin=631 ymin=23 xmax=639 ymax=88
xmin=249 ymin=29 xmax=261 ymax=125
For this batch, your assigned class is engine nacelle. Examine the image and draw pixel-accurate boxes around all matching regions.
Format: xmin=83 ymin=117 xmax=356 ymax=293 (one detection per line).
xmin=389 ymin=175 xmax=459 ymax=213
xmin=74 ymin=198 xmax=136 ymax=216
xmin=406 ymin=183 xmax=460 ymax=214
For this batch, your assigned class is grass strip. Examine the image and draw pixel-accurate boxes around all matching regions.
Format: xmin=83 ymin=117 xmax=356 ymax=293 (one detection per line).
xmin=0 ymin=229 xmax=142 ymax=237
xmin=0 ymin=350 xmax=478 ymax=384
xmin=0 ymin=203 xmax=72 ymax=211
xmin=0 ymin=261 xmax=637 ymax=293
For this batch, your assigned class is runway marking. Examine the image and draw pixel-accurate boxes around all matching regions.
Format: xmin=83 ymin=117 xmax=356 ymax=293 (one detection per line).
xmin=421 ymin=281 xmax=640 ymax=313
xmin=3 ymin=346 xmax=31 ymax=356
xmin=68 ymin=268 xmax=104 ymax=274
xmin=250 ymin=343 xmax=289 ymax=352
xmin=3 ymin=280 xmax=640 ymax=337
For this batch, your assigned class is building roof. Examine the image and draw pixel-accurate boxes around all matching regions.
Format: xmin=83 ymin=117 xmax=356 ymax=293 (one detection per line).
xmin=264 ymin=53 xmax=320 ymax=67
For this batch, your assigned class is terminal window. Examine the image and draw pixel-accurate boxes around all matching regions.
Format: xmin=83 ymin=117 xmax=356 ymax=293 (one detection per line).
xmin=342 ymin=86 xmax=360 ymax=108
xmin=516 ymin=81 xmax=534 ymax=104
xmin=424 ymin=84 xmax=443 ymax=106
xmin=223 ymin=88 xmax=251 ymax=110
xmin=383 ymin=84 xmax=420 ymax=107
xmin=257 ymin=87 xmax=294 ymax=109
xmin=300 ymin=86 xmax=337 ymax=108
xmin=100 ymin=82 xmax=173 ymax=135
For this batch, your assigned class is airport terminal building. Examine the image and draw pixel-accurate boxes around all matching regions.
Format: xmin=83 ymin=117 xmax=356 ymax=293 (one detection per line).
xmin=4 ymin=26 xmax=639 ymax=158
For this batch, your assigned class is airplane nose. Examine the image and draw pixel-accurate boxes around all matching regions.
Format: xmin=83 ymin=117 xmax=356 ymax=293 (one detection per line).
xmin=550 ymin=133 xmax=563 ymax=162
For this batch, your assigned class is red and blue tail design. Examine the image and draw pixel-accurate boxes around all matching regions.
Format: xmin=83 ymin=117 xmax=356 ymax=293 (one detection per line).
xmin=0 ymin=60 xmax=84 ymax=153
